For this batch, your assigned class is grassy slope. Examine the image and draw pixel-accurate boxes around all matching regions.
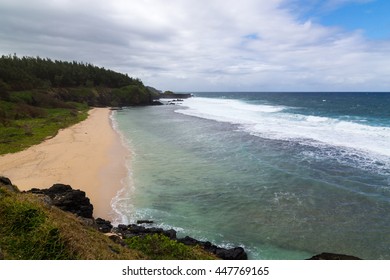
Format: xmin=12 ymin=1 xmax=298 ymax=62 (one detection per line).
xmin=0 ymin=186 xmax=144 ymax=259
xmin=0 ymin=184 xmax=216 ymax=260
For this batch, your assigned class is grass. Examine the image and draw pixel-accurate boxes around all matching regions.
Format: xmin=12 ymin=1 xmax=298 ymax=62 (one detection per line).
xmin=0 ymin=186 xmax=146 ymax=260
xmin=0 ymin=185 xmax=218 ymax=260
xmin=0 ymin=101 xmax=89 ymax=155
xmin=125 ymin=234 xmax=217 ymax=260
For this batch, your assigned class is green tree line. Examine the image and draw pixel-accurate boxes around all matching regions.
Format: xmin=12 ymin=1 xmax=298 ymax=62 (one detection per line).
xmin=0 ymin=54 xmax=160 ymax=108
xmin=0 ymin=54 xmax=141 ymax=90
xmin=0 ymin=54 xmax=159 ymax=153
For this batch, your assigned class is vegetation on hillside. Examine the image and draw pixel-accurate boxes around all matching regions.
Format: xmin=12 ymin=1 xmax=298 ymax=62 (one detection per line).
xmin=0 ymin=54 xmax=157 ymax=106
xmin=0 ymin=55 xmax=159 ymax=154
xmin=0 ymin=185 xmax=145 ymax=259
xmin=125 ymin=234 xmax=215 ymax=260
xmin=0 ymin=54 xmax=138 ymax=90
xmin=0 ymin=183 xmax=216 ymax=260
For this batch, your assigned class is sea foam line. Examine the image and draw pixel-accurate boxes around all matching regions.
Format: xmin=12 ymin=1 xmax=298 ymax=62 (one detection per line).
xmin=175 ymin=97 xmax=390 ymax=173
xmin=109 ymin=110 xmax=136 ymax=226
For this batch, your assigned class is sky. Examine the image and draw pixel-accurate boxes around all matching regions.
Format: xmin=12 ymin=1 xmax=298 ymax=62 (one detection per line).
xmin=0 ymin=0 xmax=390 ymax=92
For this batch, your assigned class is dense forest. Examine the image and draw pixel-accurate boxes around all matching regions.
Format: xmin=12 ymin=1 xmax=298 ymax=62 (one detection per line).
xmin=0 ymin=54 xmax=160 ymax=154
xmin=0 ymin=54 xmax=141 ymax=90
xmin=0 ymin=54 xmax=157 ymax=107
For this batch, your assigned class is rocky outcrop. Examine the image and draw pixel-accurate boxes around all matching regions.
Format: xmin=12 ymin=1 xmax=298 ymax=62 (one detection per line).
xmin=0 ymin=176 xmax=12 ymax=186
xmin=307 ymin=252 xmax=361 ymax=260
xmin=178 ymin=236 xmax=247 ymax=260
xmin=27 ymin=184 xmax=93 ymax=219
xmin=137 ymin=220 xmax=154 ymax=224
xmin=0 ymin=176 xmax=19 ymax=192
xmin=95 ymin=218 xmax=114 ymax=233
xmin=158 ymin=93 xmax=192 ymax=99
xmin=111 ymin=223 xmax=247 ymax=260
xmin=114 ymin=224 xmax=177 ymax=240
xmin=150 ymin=100 xmax=163 ymax=106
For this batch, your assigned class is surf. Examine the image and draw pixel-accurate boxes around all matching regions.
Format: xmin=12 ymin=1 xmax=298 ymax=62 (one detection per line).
xmin=176 ymin=96 xmax=390 ymax=174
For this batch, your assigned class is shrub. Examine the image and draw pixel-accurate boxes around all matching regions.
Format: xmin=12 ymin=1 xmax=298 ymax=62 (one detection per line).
xmin=125 ymin=234 xmax=215 ymax=260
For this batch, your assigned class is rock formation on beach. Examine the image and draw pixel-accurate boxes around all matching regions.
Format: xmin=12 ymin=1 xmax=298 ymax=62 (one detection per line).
xmin=27 ymin=184 xmax=93 ymax=219
xmin=112 ymin=223 xmax=248 ymax=260
xmin=307 ymin=252 xmax=361 ymax=260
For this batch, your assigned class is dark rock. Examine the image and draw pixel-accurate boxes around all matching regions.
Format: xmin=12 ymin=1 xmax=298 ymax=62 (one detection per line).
xmin=0 ymin=176 xmax=12 ymax=186
xmin=112 ymin=223 xmax=247 ymax=260
xmin=159 ymin=93 xmax=192 ymax=99
xmin=96 ymin=218 xmax=113 ymax=233
xmin=113 ymin=223 xmax=247 ymax=260
xmin=117 ymin=224 xmax=129 ymax=230
xmin=151 ymin=101 xmax=163 ymax=106
xmin=0 ymin=176 xmax=19 ymax=193
xmin=178 ymin=236 xmax=199 ymax=246
xmin=215 ymin=247 xmax=247 ymax=260
xmin=28 ymin=184 xmax=93 ymax=218
xmin=113 ymin=224 xmax=177 ymax=240
xmin=164 ymin=229 xmax=177 ymax=240
xmin=137 ymin=220 xmax=154 ymax=224
xmin=48 ymin=183 xmax=73 ymax=193
xmin=307 ymin=252 xmax=361 ymax=260
xmin=177 ymin=236 xmax=248 ymax=260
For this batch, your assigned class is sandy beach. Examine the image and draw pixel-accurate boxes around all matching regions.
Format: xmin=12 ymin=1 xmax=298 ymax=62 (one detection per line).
xmin=0 ymin=108 xmax=129 ymax=220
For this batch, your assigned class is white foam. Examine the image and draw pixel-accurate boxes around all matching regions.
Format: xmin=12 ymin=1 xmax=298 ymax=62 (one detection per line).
xmin=175 ymin=97 xmax=286 ymax=125
xmin=109 ymin=111 xmax=137 ymax=226
xmin=176 ymin=97 xmax=390 ymax=170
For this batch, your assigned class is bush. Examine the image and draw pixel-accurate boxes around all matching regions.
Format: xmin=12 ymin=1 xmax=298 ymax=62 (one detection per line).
xmin=125 ymin=234 xmax=215 ymax=260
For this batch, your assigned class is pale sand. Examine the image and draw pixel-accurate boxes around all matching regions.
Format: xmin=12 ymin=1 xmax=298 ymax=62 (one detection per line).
xmin=0 ymin=108 xmax=129 ymax=220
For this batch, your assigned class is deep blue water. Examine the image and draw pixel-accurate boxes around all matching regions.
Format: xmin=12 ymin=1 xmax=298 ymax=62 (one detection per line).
xmin=112 ymin=92 xmax=390 ymax=259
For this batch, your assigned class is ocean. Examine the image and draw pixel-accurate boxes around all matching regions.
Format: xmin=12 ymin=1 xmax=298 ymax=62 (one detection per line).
xmin=111 ymin=92 xmax=390 ymax=260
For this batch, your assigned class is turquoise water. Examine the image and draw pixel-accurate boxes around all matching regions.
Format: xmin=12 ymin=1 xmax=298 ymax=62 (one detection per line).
xmin=112 ymin=92 xmax=390 ymax=259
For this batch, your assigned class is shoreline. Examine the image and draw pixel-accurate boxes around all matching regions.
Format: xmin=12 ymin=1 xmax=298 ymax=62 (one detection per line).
xmin=0 ymin=107 xmax=129 ymax=220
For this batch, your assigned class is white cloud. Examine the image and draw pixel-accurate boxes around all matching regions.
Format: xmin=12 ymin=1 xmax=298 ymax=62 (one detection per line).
xmin=0 ymin=0 xmax=389 ymax=91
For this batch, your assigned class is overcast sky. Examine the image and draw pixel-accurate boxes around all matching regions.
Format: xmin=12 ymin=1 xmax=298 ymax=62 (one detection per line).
xmin=1 ymin=0 xmax=390 ymax=92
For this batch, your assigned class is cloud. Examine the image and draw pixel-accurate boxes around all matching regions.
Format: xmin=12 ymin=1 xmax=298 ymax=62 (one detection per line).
xmin=0 ymin=0 xmax=389 ymax=91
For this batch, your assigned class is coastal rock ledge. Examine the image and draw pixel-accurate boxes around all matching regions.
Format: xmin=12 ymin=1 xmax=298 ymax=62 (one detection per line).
xmin=27 ymin=183 xmax=93 ymax=219
xmin=111 ymin=223 xmax=247 ymax=260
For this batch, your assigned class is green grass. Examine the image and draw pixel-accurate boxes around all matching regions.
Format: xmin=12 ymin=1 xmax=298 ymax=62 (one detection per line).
xmin=0 ymin=102 xmax=88 ymax=155
xmin=0 ymin=189 xmax=73 ymax=259
xmin=8 ymin=90 xmax=34 ymax=104
xmin=0 ymin=185 xmax=217 ymax=260
xmin=125 ymin=234 xmax=217 ymax=260
xmin=0 ymin=186 xmax=146 ymax=260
